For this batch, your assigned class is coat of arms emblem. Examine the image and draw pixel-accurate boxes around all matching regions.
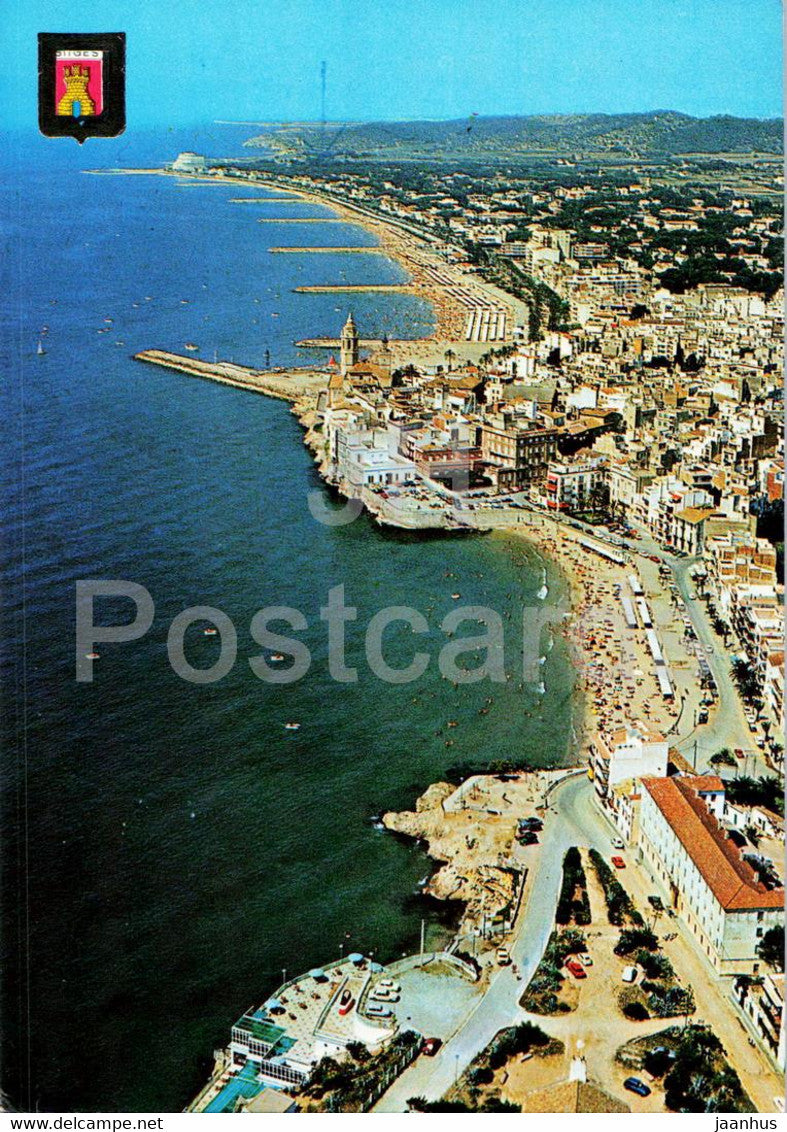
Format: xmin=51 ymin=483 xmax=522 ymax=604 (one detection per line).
xmin=39 ymin=33 xmax=125 ymax=143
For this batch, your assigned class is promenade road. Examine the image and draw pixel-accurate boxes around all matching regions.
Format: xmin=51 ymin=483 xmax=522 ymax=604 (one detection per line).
xmin=373 ymin=773 xmax=618 ymax=1111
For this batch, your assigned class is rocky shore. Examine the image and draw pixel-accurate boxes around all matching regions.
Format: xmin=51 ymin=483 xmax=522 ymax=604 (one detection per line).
xmin=381 ymin=771 xmax=574 ymax=943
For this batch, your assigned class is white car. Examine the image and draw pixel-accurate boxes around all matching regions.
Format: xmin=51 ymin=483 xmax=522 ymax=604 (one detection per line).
xmin=612 ymin=836 xmax=625 ymax=850
xmin=366 ymin=1004 xmax=392 ymax=1018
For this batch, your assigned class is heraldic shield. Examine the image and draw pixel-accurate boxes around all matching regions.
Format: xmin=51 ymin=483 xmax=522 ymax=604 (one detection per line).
xmin=38 ymin=33 xmax=125 ymax=143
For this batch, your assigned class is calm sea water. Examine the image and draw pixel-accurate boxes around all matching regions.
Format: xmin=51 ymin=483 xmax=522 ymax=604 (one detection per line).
xmin=1 ymin=130 xmax=577 ymax=1111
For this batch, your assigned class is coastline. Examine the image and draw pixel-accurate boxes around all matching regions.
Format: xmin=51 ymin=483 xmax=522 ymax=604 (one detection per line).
xmin=132 ymin=166 xmax=590 ymax=971
xmin=97 ymin=167 xmax=524 ymax=366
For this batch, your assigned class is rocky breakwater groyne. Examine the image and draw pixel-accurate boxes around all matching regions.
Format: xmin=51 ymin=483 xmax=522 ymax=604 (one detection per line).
xmin=134 ymin=350 xmax=326 ymax=407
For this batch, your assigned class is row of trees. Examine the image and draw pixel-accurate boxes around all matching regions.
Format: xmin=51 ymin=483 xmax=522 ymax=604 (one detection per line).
xmin=588 ymin=848 xmax=643 ymax=926
xmin=556 ymin=847 xmax=591 ymax=925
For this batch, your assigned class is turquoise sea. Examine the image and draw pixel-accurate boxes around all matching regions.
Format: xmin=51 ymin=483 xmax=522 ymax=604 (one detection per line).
xmin=1 ymin=129 xmax=577 ymax=1111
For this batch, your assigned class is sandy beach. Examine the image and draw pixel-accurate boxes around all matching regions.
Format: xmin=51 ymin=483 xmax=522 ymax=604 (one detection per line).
xmin=99 ymin=166 xmax=527 ymax=368
xmin=504 ymin=518 xmax=685 ymax=745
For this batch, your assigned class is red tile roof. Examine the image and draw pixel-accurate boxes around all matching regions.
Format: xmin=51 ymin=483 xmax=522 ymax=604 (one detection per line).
xmin=641 ymin=776 xmax=784 ymax=911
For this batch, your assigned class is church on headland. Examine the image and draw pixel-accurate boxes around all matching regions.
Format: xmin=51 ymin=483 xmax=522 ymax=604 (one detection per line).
xmin=327 ymin=313 xmax=395 ymax=409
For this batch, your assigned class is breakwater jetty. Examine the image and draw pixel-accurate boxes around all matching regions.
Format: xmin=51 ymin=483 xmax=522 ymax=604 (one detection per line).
xmin=256 ymin=217 xmax=348 ymax=224
xmin=270 ymin=246 xmax=387 ymax=254
xmin=294 ymin=283 xmax=412 ymax=294
xmin=296 ymin=337 xmax=407 ymax=350
xmin=133 ymin=350 xmax=325 ymax=403
xmin=229 ymin=196 xmax=304 ymax=204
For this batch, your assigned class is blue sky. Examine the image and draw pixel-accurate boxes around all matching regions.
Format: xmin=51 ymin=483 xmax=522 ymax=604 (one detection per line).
xmin=5 ymin=0 xmax=783 ymax=129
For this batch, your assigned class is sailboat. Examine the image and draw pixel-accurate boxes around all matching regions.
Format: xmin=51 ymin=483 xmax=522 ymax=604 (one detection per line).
xmin=37 ymin=338 xmax=46 ymax=356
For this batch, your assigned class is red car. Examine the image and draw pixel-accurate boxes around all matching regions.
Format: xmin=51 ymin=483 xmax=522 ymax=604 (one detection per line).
xmin=421 ymin=1037 xmax=442 ymax=1057
xmin=611 ymin=856 xmax=626 ymax=869
xmin=565 ymin=959 xmax=587 ymax=979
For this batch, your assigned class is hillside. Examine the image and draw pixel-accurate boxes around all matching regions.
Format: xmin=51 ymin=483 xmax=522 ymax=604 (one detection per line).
xmin=244 ymin=111 xmax=782 ymax=161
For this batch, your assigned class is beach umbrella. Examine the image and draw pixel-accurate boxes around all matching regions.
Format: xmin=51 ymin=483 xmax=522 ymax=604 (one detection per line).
xmin=266 ymin=998 xmax=283 ymax=1012
xmin=308 ymin=968 xmax=326 ymax=980
xmin=347 ymin=953 xmax=364 ymax=964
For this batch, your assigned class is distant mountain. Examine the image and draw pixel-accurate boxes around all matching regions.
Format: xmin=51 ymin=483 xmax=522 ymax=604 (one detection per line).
xmin=245 ymin=111 xmax=783 ymax=159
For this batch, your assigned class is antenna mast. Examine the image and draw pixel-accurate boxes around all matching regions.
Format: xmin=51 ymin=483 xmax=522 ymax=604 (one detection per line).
xmin=320 ymin=60 xmax=327 ymax=131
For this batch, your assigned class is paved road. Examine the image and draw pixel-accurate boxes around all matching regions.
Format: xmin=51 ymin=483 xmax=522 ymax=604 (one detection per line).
xmin=667 ymin=556 xmax=774 ymax=779
xmin=627 ymin=851 xmax=783 ymax=1113
xmin=374 ymin=773 xmax=619 ymax=1111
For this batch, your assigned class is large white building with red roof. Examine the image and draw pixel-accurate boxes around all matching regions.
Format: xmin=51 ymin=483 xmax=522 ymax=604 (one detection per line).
xmin=638 ymin=776 xmax=784 ymax=974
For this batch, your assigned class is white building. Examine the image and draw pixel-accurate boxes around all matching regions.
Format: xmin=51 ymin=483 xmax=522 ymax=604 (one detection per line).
xmin=590 ymin=724 xmax=668 ymax=798
xmin=545 ymin=455 xmax=606 ymax=512
xmin=733 ymin=972 xmax=785 ymax=1069
xmin=638 ymin=776 xmax=784 ymax=974
xmin=172 ymin=151 xmax=206 ymax=173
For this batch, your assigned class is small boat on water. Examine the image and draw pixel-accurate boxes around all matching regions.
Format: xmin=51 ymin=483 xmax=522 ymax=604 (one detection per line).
xmin=37 ymin=338 xmax=46 ymax=356
xmin=184 ymin=343 xmax=199 ymax=351
xmin=270 ymin=653 xmax=285 ymax=662
xmin=284 ymin=722 xmax=301 ymax=731
xmin=85 ymin=652 xmax=100 ymax=660
xmin=451 ymin=593 xmax=461 ymax=600
xmin=203 ymin=627 xmax=218 ymax=637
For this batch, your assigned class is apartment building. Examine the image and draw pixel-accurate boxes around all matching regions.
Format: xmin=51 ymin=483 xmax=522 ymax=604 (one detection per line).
xmin=479 ymin=420 xmax=557 ymax=490
xmin=590 ymin=724 xmax=668 ymax=799
xmin=545 ymin=454 xmax=607 ymax=511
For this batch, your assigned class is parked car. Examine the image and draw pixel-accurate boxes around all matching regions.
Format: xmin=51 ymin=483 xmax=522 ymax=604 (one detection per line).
xmin=565 ymin=958 xmax=587 ymax=979
xmin=366 ymin=1003 xmax=392 ymax=1018
xmin=497 ymin=947 xmax=511 ymax=966
xmin=611 ymin=856 xmax=626 ymax=869
xmin=579 ymin=953 xmax=593 ymax=967
xmin=621 ymin=966 xmax=638 ymax=983
xmin=421 ymin=1037 xmax=442 ymax=1057
xmin=611 ymin=836 xmax=625 ymax=850
xmin=624 ymin=1077 xmax=651 ymax=1097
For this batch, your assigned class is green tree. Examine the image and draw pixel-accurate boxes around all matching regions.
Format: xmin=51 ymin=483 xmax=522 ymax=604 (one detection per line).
xmin=756 ymin=925 xmax=785 ymax=971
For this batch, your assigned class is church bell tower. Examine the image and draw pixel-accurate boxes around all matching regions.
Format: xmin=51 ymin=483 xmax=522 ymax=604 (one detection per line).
xmin=340 ymin=312 xmax=359 ymax=376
